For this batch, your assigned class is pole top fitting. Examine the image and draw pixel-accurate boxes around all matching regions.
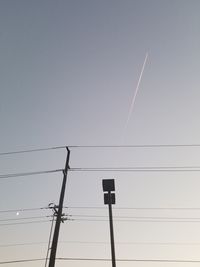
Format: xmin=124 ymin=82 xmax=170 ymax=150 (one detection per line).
xmin=66 ymin=146 xmax=70 ymax=153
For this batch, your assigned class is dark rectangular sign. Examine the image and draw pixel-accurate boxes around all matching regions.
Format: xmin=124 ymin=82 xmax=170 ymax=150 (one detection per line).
xmin=104 ymin=193 xmax=115 ymax=204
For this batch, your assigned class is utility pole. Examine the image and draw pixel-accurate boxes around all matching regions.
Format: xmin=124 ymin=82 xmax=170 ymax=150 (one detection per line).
xmin=48 ymin=147 xmax=70 ymax=267
xmin=102 ymin=179 xmax=116 ymax=267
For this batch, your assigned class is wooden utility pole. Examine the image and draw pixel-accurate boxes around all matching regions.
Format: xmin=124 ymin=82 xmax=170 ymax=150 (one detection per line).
xmin=48 ymin=147 xmax=70 ymax=267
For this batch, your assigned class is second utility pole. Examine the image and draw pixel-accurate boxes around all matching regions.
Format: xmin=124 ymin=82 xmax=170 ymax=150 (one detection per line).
xmin=48 ymin=147 xmax=70 ymax=267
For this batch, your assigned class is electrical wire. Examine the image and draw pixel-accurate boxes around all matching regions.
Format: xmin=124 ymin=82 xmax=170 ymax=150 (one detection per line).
xmin=2 ymin=143 xmax=200 ymax=157
xmin=0 ymin=169 xmax=63 ymax=179
xmin=4 ymin=213 xmax=200 ymax=225
xmin=0 ymin=219 xmax=51 ymax=227
xmin=0 ymin=146 xmax=66 ymax=156
xmin=58 ymin=257 xmax=200 ymax=263
xmin=0 ymin=241 xmax=47 ymax=248
xmin=2 ymin=240 xmax=200 ymax=248
xmin=71 ymin=218 xmax=200 ymax=223
xmin=70 ymin=144 xmax=200 ymax=148
xmin=2 ymin=205 xmax=200 ymax=214
xmin=0 ymin=215 xmax=50 ymax=222
xmin=71 ymin=165 xmax=200 ymax=170
xmin=69 ymin=214 xmax=200 ymax=220
xmin=2 ymin=167 xmax=200 ymax=180
xmin=2 ymin=257 xmax=200 ymax=264
xmin=0 ymin=207 xmax=46 ymax=213
xmin=0 ymin=258 xmax=45 ymax=264
xmin=64 ymin=206 xmax=200 ymax=210
xmin=57 ymin=215 xmax=200 ymax=220
xmin=57 ymin=241 xmax=200 ymax=246
xmin=1 ymin=167 xmax=200 ymax=180
xmin=70 ymin=167 xmax=200 ymax=172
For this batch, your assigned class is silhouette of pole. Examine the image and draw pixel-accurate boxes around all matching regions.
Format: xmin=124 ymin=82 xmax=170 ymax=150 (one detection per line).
xmin=102 ymin=179 xmax=116 ymax=267
xmin=108 ymin=191 xmax=116 ymax=267
xmin=48 ymin=147 xmax=70 ymax=267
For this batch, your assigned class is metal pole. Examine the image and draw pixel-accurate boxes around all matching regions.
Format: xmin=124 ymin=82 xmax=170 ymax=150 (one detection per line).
xmin=48 ymin=147 xmax=70 ymax=267
xmin=108 ymin=191 xmax=116 ymax=267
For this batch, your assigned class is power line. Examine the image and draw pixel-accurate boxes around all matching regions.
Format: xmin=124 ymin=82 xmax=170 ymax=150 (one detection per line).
xmin=0 ymin=215 xmax=50 ymax=222
xmin=3 ymin=213 xmax=200 ymax=224
xmin=82 ymin=219 xmax=194 ymax=224
xmin=70 ymin=214 xmax=200 ymax=220
xmin=72 ymin=165 xmax=200 ymax=169
xmin=1 ymin=167 xmax=200 ymax=180
xmin=0 ymin=169 xmax=63 ymax=179
xmin=2 ymin=215 xmax=200 ymax=226
xmin=0 ymin=241 xmax=47 ymax=248
xmin=2 ymin=205 xmax=200 ymax=214
xmin=57 ymin=257 xmax=200 ymax=263
xmin=2 ymin=143 xmax=200 ymax=157
xmin=0 ymin=258 xmax=45 ymax=264
xmin=56 ymin=241 xmax=200 ymax=246
xmin=73 ymin=165 xmax=200 ymax=170
xmin=2 ymin=257 xmax=200 ymax=265
xmin=65 ymin=206 xmax=200 ymax=210
xmin=0 ymin=219 xmax=51 ymax=227
xmin=0 ymin=207 xmax=47 ymax=213
xmin=0 ymin=146 xmax=66 ymax=156
xmin=2 ymin=241 xmax=200 ymax=248
xmin=70 ymin=167 xmax=200 ymax=172
xmin=2 ymin=167 xmax=200 ymax=180
xmin=71 ymin=144 xmax=200 ymax=148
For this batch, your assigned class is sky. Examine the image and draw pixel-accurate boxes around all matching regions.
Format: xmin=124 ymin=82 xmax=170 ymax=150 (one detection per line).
xmin=1 ymin=0 xmax=200 ymax=266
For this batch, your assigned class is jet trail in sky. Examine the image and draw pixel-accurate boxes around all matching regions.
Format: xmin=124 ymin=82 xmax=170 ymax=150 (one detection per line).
xmin=123 ymin=53 xmax=148 ymax=139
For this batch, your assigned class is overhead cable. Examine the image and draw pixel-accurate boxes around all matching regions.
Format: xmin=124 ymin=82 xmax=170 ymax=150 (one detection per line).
xmin=0 ymin=219 xmax=51 ymax=227
xmin=2 ymin=241 xmax=200 ymax=248
xmin=0 ymin=258 xmax=44 ymax=264
xmin=57 ymin=257 xmax=200 ymax=263
xmin=2 ymin=205 xmax=200 ymax=214
xmin=64 ymin=206 xmax=200 ymax=210
xmin=0 ymin=146 xmax=66 ymax=156
xmin=1 ymin=168 xmax=200 ymax=179
xmin=0 ymin=169 xmax=63 ymax=179
xmin=70 ymin=167 xmax=200 ymax=172
xmin=2 ymin=257 xmax=200 ymax=264
xmin=70 ymin=214 xmax=200 ymax=220
xmin=72 ymin=218 xmax=200 ymax=223
xmin=0 ymin=215 xmax=50 ymax=222
xmin=2 ymin=143 xmax=200 ymax=157
xmin=0 ymin=207 xmax=47 ymax=213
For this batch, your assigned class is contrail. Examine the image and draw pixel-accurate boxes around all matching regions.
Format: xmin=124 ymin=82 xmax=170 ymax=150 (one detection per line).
xmin=123 ymin=53 xmax=148 ymax=138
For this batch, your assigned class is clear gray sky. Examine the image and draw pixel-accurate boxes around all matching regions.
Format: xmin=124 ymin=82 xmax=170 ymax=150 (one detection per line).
xmin=1 ymin=0 xmax=200 ymax=266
